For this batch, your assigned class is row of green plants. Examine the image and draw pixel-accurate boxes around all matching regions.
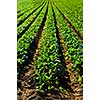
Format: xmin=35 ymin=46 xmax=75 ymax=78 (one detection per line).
xmin=17 ymin=0 xmax=44 ymax=19
xmin=17 ymin=3 xmax=46 ymax=37
xmin=34 ymin=3 xmax=67 ymax=92
xmin=17 ymin=4 xmax=48 ymax=66
xmin=53 ymin=4 xmax=83 ymax=82
xmin=17 ymin=1 xmax=45 ymax=26
xmin=54 ymin=0 xmax=83 ymax=33
xmin=17 ymin=0 xmax=43 ymax=18
xmin=17 ymin=0 xmax=41 ymax=12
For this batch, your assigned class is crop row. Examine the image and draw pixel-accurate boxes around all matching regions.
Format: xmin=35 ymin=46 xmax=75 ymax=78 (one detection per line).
xmin=17 ymin=0 xmax=41 ymax=12
xmin=53 ymin=0 xmax=83 ymax=34
xmin=17 ymin=0 xmax=44 ymax=18
xmin=17 ymin=2 xmax=45 ymax=27
xmin=17 ymin=3 xmax=46 ymax=40
xmin=17 ymin=3 xmax=48 ymax=67
xmin=53 ymin=4 xmax=83 ymax=80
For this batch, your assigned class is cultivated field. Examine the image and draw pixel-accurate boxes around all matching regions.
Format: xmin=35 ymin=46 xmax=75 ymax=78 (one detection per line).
xmin=17 ymin=0 xmax=83 ymax=99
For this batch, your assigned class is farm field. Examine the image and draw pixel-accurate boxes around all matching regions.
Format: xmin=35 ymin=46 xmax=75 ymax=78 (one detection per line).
xmin=17 ymin=0 xmax=83 ymax=100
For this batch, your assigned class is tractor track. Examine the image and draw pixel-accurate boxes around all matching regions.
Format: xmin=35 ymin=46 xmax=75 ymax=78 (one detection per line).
xmin=17 ymin=2 xmax=44 ymax=27
xmin=17 ymin=3 xmax=46 ymax=40
xmin=52 ymin=1 xmax=83 ymax=41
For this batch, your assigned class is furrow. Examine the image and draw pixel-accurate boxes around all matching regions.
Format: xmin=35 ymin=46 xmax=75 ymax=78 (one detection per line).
xmin=51 ymin=3 xmax=73 ymax=92
xmin=23 ymin=3 xmax=48 ymax=67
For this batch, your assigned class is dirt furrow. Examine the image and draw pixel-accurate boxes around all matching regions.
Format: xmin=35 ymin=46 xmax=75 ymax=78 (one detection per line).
xmin=51 ymin=2 xmax=73 ymax=92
